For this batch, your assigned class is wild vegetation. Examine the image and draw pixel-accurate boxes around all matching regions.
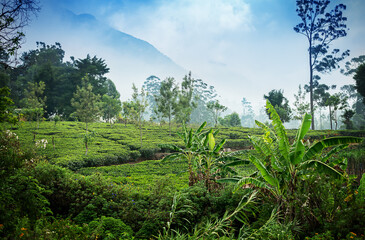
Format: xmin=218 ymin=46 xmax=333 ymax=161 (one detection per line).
xmin=1 ymin=0 xmax=365 ymax=239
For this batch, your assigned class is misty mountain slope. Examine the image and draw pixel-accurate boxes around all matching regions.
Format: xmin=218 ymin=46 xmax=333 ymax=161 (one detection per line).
xmin=23 ymin=8 xmax=186 ymax=96
xmin=60 ymin=9 xmax=184 ymax=69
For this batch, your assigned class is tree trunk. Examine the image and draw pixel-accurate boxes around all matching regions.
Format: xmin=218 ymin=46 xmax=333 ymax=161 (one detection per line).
xmin=139 ymin=115 xmax=143 ymax=148
xmin=329 ymin=106 xmax=333 ymax=130
xmin=309 ymin=47 xmax=315 ymax=130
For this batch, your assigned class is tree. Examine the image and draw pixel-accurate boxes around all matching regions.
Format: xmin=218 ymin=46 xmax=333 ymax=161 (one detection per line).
xmin=241 ymin=97 xmax=255 ymax=127
xmin=143 ymin=75 xmax=161 ymax=120
xmin=191 ymin=78 xmax=217 ymax=124
xmin=71 ymin=75 xmax=101 ymax=132
xmin=0 ymin=0 xmax=40 ymax=62
xmin=294 ymin=0 xmax=349 ymax=129
xmin=101 ymin=94 xmax=121 ymax=125
xmin=130 ymin=84 xmax=148 ymax=147
xmin=263 ymin=89 xmax=291 ymax=123
xmin=219 ymin=112 xmax=241 ymax=127
xmin=341 ymin=55 xmax=365 ymax=76
xmin=155 ymin=77 xmax=179 ymax=135
xmin=22 ymin=80 xmax=46 ymax=129
xmin=341 ymin=84 xmax=365 ymax=129
xmin=176 ymin=72 xmax=196 ymax=124
xmin=121 ymin=101 xmax=133 ymax=127
xmin=342 ymin=109 xmax=355 ymax=130
xmin=293 ymin=85 xmax=310 ymax=120
xmin=75 ymin=54 xmax=110 ymax=97
xmin=354 ymin=63 xmax=365 ymax=104
xmin=325 ymin=92 xmax=348 ymax=130
xmin=207 ymin=100 xmax=227 ymax=127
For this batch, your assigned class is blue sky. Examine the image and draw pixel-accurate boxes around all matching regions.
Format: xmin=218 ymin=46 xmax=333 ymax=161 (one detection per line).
xmin=23 ymin=0 xmax=365 ymax=115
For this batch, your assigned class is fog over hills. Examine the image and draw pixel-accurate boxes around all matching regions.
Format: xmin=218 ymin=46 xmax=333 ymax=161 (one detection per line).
xmin=22 ymin=7 xmax=186 ymax=101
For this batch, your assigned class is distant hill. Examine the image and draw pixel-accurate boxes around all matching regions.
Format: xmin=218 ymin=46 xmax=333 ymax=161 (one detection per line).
xmin=23 ymin=8 xmax=186 ymax=96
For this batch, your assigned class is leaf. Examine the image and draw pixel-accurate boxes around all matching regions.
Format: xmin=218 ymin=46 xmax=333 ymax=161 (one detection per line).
xmin=300 ymin=160 xmax=345 ymax=179
xmin=290 ymin=113 xmax=312 ymax=165
xmin=303 ymin=137 xmax=363 ymax=161
xmin=232 ymin=177 xmax=271 ymax=193
xmin=266 ymin=100 xmax=290 ymax=161
xmin=161 ymin=153 xmax=184 ymax=162
xmin=249 ymin=154 xmax=280 ymax=189
xmin=322 ymin=144 xmax=348 ymax=163
xmin=249 ymin=135 xmax=272 ymax=158
xmin=208 ymin=132 xmax=215 ymax=151
xmin=196 ymin=121 xmax=207 ymax=134
xmin=223 ymin=159 xmax=251 ymax=167
xmin=214 ymin=139 xmax=226 ymax=153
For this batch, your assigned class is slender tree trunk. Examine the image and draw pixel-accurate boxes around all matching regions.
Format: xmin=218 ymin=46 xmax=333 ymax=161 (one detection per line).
xmin=85 ymin=141 xmax=88 ymax=155
xmin=169 ymin=115 xmax=171 ymax=136
xmin=139 ymin=115 xmax=143 ymax=148
xmin=329 ymin=106 xmax=333 ymax=130
xmin=309 ymin=47 xmax=315 ymax=130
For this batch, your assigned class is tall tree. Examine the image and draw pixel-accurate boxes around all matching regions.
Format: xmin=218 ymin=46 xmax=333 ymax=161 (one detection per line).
xmin=176 ymin=72 xmax=196 ymax=124
xmin=142 ymin=75 xmax=161 ymax=120
xmin=75 ymin=54 xmax=110 ymax=97
xmin=130 ymin=84 xmax=148 ymax=147
xmin=191 ymin=78 xmax=217 ymax=124
xmin=294 ymin=0 xmax=349 ymax=129
xmin=263 ymin=89 xmax=291 ymax=123
xmin=0 ymin=0 xmax=40 ymax=63
xmin=154 ymin=77 xmax=179 ymax=135
xmin=241 ymin=97 xmax=254 ymax=127
xmin=71 ymin=75 xmax=101 ymax=132
xmin=207 ymin=100 xmax=227 ymax=127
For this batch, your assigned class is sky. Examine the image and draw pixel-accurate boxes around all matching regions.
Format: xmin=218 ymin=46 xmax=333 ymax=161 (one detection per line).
xmin=22 ymin=0 xmax=365 ymax=115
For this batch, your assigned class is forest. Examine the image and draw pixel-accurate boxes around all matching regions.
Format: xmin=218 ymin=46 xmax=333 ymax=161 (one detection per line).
xmin=1 ymin=0 xmax=365 ymax=239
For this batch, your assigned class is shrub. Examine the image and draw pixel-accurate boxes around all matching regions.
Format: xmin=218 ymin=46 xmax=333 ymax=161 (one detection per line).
xmin=88 ymin=216 xmax=133 ymax=240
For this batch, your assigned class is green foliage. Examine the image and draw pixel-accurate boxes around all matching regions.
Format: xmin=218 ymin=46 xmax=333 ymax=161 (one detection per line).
xmin=219 ymin=112 xmax=241 ymax=127
xmin=175 ymin=72 xmax=197 ymax=124
xmin=220 ymin=101 xmax=363 ymax=221
xmin=71 ymin=75 xmax=101 ymax=131
xmin=264 ymin=89 xmax=291 ymax=123
xmin=354 ymin=63 xmax=365 ymax=104
xmin=294 ymin=0 xmax=349 ymax=129
xmin=155 ymin=77 xmax=179 ymax=135
xmin=101 ymin=94 xmax=122 ymax=124
xmin=22 ymin=80 xmax=47 ymax=128
xmin=88 ymin=216 xmax=133 ymax=239
xmin=293 ymin=85 xmax=310 ymax=120
xmin=130 ymin=83 xmax=148 ymax=147
xmin=0 ymin=87 xmax=17 ymax=124
xmin=207 ymin=100 xmax=227 ymax=127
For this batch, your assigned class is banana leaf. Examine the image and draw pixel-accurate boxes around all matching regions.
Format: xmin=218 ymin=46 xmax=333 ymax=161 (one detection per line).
xmin=290 ymin=113 xmax=312 ymax=165
xmin=303 ymin=136 xmax=363 ymax=161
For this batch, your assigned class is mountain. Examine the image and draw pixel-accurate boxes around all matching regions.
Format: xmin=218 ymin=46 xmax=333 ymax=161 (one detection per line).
xmin=23 ymin=8 xmax=186 ymax=98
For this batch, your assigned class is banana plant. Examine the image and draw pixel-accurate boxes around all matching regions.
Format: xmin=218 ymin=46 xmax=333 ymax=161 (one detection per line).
xmin=218 ymin=100 xmax=363 ymax=202
xmin=161 ymin=122 xmax=240 ymax=189
xmin=161 ymin=121 xmax=211 ymax=186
